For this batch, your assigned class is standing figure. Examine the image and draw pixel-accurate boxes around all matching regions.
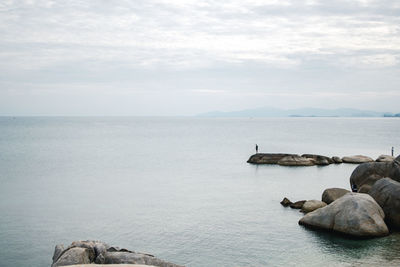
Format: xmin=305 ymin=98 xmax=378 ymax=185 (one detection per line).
xmin=392 ymin=147 xmax=394 ymax=157
xmin=256 ymin=144 xmax=259 ymax=154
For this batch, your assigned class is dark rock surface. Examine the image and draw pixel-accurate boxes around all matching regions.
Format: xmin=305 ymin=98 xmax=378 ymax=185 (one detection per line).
xmin=247 ymin=153 xmax=295 ymax=164
xmin=51 ymin=240 xmax=184 ymax=267
xmin=342 ymin=155 xmax=374 ymax=164
xmin=321 ymin=188 xmax=350 ymax=204
xmin=278 ymin=155 xmax=315 ymax=166
xmin=369 ymin=178 xmax=400 ymax=228
xmin=290 ymin=200 xmax=306 ymax=209
xmin=280 ymin=197 xmax=292 ymax=207
xmin=299 ymin=193 xmax=388 ymax=238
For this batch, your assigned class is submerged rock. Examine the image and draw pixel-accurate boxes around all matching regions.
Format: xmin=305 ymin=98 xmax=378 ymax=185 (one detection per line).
xmin=369 ymin=178 xmax=400 ymax=228
xmin=301 ymin=200 xmax=327 ymax=213
xmin=299 ymin=193 xmax=388 ymax=238
xmin=278 ymin=155 xmax=315 ymax=166
xmin=376 ymin=155 xmax=395 ymax=162
xmin=247 ymin=153 xmax=295 ymax=164
xmin=321 ymin=188 xmax=350 ymax=204
xmin=51 ymin=240 xmax=184 ymax=267
xmin=290 ymin=200 xmax=306 ymax=209
xmin=342 ymin=155 xmax=374 ymax=164
xmin=280 ymin=197 xmax=292 ymax=207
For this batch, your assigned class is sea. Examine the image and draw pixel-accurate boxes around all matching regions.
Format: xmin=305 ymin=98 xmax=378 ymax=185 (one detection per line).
xmin=0 ymin=117 xmax=400 ymax=267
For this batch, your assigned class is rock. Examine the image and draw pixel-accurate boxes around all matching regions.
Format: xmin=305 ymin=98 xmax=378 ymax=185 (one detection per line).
xmin=51 ymin=241 xmax=183 ymax=267
xmin=290 ymin=200 xmax=306 ymax=209
xmin=280 ymin=197 xmax=292 ymax=207
xmin=358 ymin=184 xmax=373 ymax=193
xmin=302 ymin=154 xmax=333 ymax=165
xmin=342 ymin=155 xmax=374 ymax=164
xmin=376 ymin=155 xmax=395 ymax=162
xmin=299 ymin=193 xmax=388 ymax=237
xmin=301 ymin=200 xmax=327 ymax=213
xmin=322 ymin=188 xmax=350 ymax=204
xmin=349 ymin=161 xmax=400 ymax=192
xmin=331 ymin=156 xmax=343 ymax=164
xmin=369 ymin=178 xmax=400 ymax=228
xmin=52 ymin=247 xmax=93 ymax=267
xmin=247 ymin=153 xmax=296 ymax=164
xmin=396 ymin=155 xmax=400 ymax=162
xmin=278 ymin=155 xmax=315 ymax=166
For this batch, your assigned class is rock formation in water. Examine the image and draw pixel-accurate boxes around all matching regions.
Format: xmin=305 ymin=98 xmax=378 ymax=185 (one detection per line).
xmin=278 ymin=155 xmax=315 ymax=166
xmin=342 ymin=155 xmax=374 ymax=164
xmin=299 ymin=193 xmax=388 ymax=238
xmin=301 ymin=200 xmax=327 ymax=213
xmin=302 ymin=154 xmax=333 ymax=165
xmin=321 ymin=188 xmax=350 ymax=204
xmin=290 ymin=200 xmax=306 ymax=209
xmin=51 ymin=240 xmax=184 ymax=267
xmin=247 ymin=153 xmax=295 ymax=164
xmin=280 ymin=197 xmax=292 ymax=207
xmin=376 ymin=155 xmax=395 ymax=162
xmin=369 ymin=178 xmax=400 ymax=228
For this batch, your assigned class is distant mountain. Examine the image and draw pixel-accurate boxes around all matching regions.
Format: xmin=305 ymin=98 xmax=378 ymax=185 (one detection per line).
xmin=197 ymin=107 xmax=398 ymax=117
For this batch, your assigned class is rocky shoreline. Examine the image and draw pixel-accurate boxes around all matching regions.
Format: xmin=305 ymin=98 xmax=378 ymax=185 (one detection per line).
xmin=281 ymin=155 xmax=400 ymax=238
xmin=247 ymin=153 xmax=394 ymax=166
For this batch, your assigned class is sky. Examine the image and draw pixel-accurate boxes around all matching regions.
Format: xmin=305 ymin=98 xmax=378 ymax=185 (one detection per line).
xmin=0 ymin=0 xmax=400 ymax=116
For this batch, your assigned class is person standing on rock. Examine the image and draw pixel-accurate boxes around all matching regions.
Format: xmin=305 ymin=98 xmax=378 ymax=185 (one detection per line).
xmin=256 ymin=144 xmax=259 ymax=154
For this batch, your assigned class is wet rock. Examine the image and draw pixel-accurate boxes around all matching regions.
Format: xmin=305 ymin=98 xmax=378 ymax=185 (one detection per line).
xmin=369 ymin=178 xmax=400 ymax=228
xmin=342 ymin=155 xmax=374 ymax=164
xmin=247 ymin=153 xmax=296 ymax=164
xmin=280 ymin=197 xmax=292 ymax=207
xmin=321 ymin=188 xmax=350 ymax=204
xmin=301 ymin=200 xmax=327 ymax=213
xmin=299 ymin=193 xmax=388 ymax=238
xmin=290 ymin=200 xmax=306 ymax=209
xmin=278 ymin=155 xmax=315 ymax=166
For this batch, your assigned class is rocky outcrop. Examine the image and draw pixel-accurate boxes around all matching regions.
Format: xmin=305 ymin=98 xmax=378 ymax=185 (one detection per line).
xmin=299 ymin=193 xmax=388 ymax=238
xmin=331 ymin=156 xmax=343 ymax=164
xmin=301 ymin=200 xmax=327 ymax=213
xmin=302 ymin=154 xmax=333 ymax=165
xmin=349 ymin=161 xmax=400 ymax=192
xmin=51 ymin=241 xmax=183 ymax=267
xmin=369 ymin=178 xmax=400 ymax=228
xmin=321 ymin=188 xmax=350 ymax=204
xmin=342 ymin=155 xmax=374 ymax=164
xmin=278 ymin=155 xmax=315 ymax=166
xmin=247 ymin=153 xmax=295 ymax=164
xmin=290 ymin=200 xmax=306 ymax=209
xmin=280 ymin=197 xmax=292 ymax=207
xmin=376 ymin=155 xmax=395 ymax=162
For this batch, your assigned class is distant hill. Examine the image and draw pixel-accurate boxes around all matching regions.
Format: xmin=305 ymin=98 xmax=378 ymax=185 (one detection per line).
xmin=197 ymin=107 xmax=399 ymax=117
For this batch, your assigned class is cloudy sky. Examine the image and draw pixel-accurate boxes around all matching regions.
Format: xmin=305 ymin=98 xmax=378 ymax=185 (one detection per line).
xmin=1 ymin=0 xmax=399 ymax=115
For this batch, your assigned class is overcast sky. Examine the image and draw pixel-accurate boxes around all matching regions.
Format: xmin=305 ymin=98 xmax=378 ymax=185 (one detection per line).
xmin=1 ymin=0 xmax=399 ymax=115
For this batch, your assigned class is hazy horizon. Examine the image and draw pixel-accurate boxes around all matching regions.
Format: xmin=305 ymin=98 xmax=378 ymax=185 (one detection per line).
xmin=1 ymin=0 xmax=400 ymax=116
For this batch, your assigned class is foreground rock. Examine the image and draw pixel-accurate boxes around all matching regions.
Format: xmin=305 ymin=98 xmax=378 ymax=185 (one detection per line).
xmin=302 ymin=154 xmax=333 ymax=165
xmin=369 ymin=178 xmax=400 ymax=228
xmin=278 ymin=155 xmax=315 ymax=166
xmin=301 ymin=200 xmax=327 ymax=213
xmin=350 ymin=160 xmax=400 ymax=193
xmin=52 ymin=241 xmax=183 ymax=267
xmin=342 ymin=155 xmax=374 ymax=164
xmin=299 ymin=193 xmax=388 ymax=238
xmin=322 ymin=188 xmax=350 ymax=204
xmin=247 ymin=153 xmax=295 ymax=164
xmin=376 ymin=155 xmax=395 ymax=162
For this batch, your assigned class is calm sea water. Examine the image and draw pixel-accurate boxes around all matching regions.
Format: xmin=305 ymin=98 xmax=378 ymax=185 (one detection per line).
xmin=0 ymin=117 xmax=400 ymax=267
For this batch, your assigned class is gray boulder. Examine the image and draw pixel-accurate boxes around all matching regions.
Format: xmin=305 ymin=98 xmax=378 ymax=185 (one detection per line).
xmin=278 ymin=155 xmax=315 ymax=166
xmin=350 ymin=161 xmax=400 ymax=192
xmin=301 ymin=200 xmax=327 ymax=213
xmin=396 ymin=155 xmax=400 ymax=162
xmin=342 ymin=155 xmax=374 ymax=164
xmin=376 ymin=155 xmax=395 ymax=162
xmin=302 ymin=154 xmax=333 ymax=165
xmin=369 ymin=178 xmax=400 ymax=228
xmin=52 ymin=247 xmax=93 ymax=267
xmin=247 ymin=153 xmax=295 ymax=164
xmin=322 ymin=188 xmax=350 ymax=204
xmin=299 ymin=193 xmax=388 ymax=237
xmin=332 ymin=156 xmax=343 ymax=164
xmin=104 ymin=250 xmax=183 ymax=267
xmin=290 ymin=200 xmax=306 ymax=209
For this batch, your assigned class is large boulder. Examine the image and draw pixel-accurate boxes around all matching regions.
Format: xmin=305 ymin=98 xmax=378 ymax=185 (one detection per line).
xmin=278 ymin=155 xmax=315 ymax=166
xmin=301 ymin=200 xmax=327 ymax=213
xmin=376 ymin=155 xmax=395 ymax=162
xmin=350 ymin=161 xmax=400 ymax=192
xmin=369 ymin=178 xmax=400 ymax=228
xmin=247 ymin=153 xmax=295 ymax=164
xmin=322 ymin=188 xmax=350 ymax=204
xmin=302 ymin=154 xmax=333 ymax=165
xmin=342 ymin=155 xmax=374 ymax=164
xmin=299 ymin=193 xmax=388 ymax=238
xmin=51 ymin=241 xmax=183 ymax=267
